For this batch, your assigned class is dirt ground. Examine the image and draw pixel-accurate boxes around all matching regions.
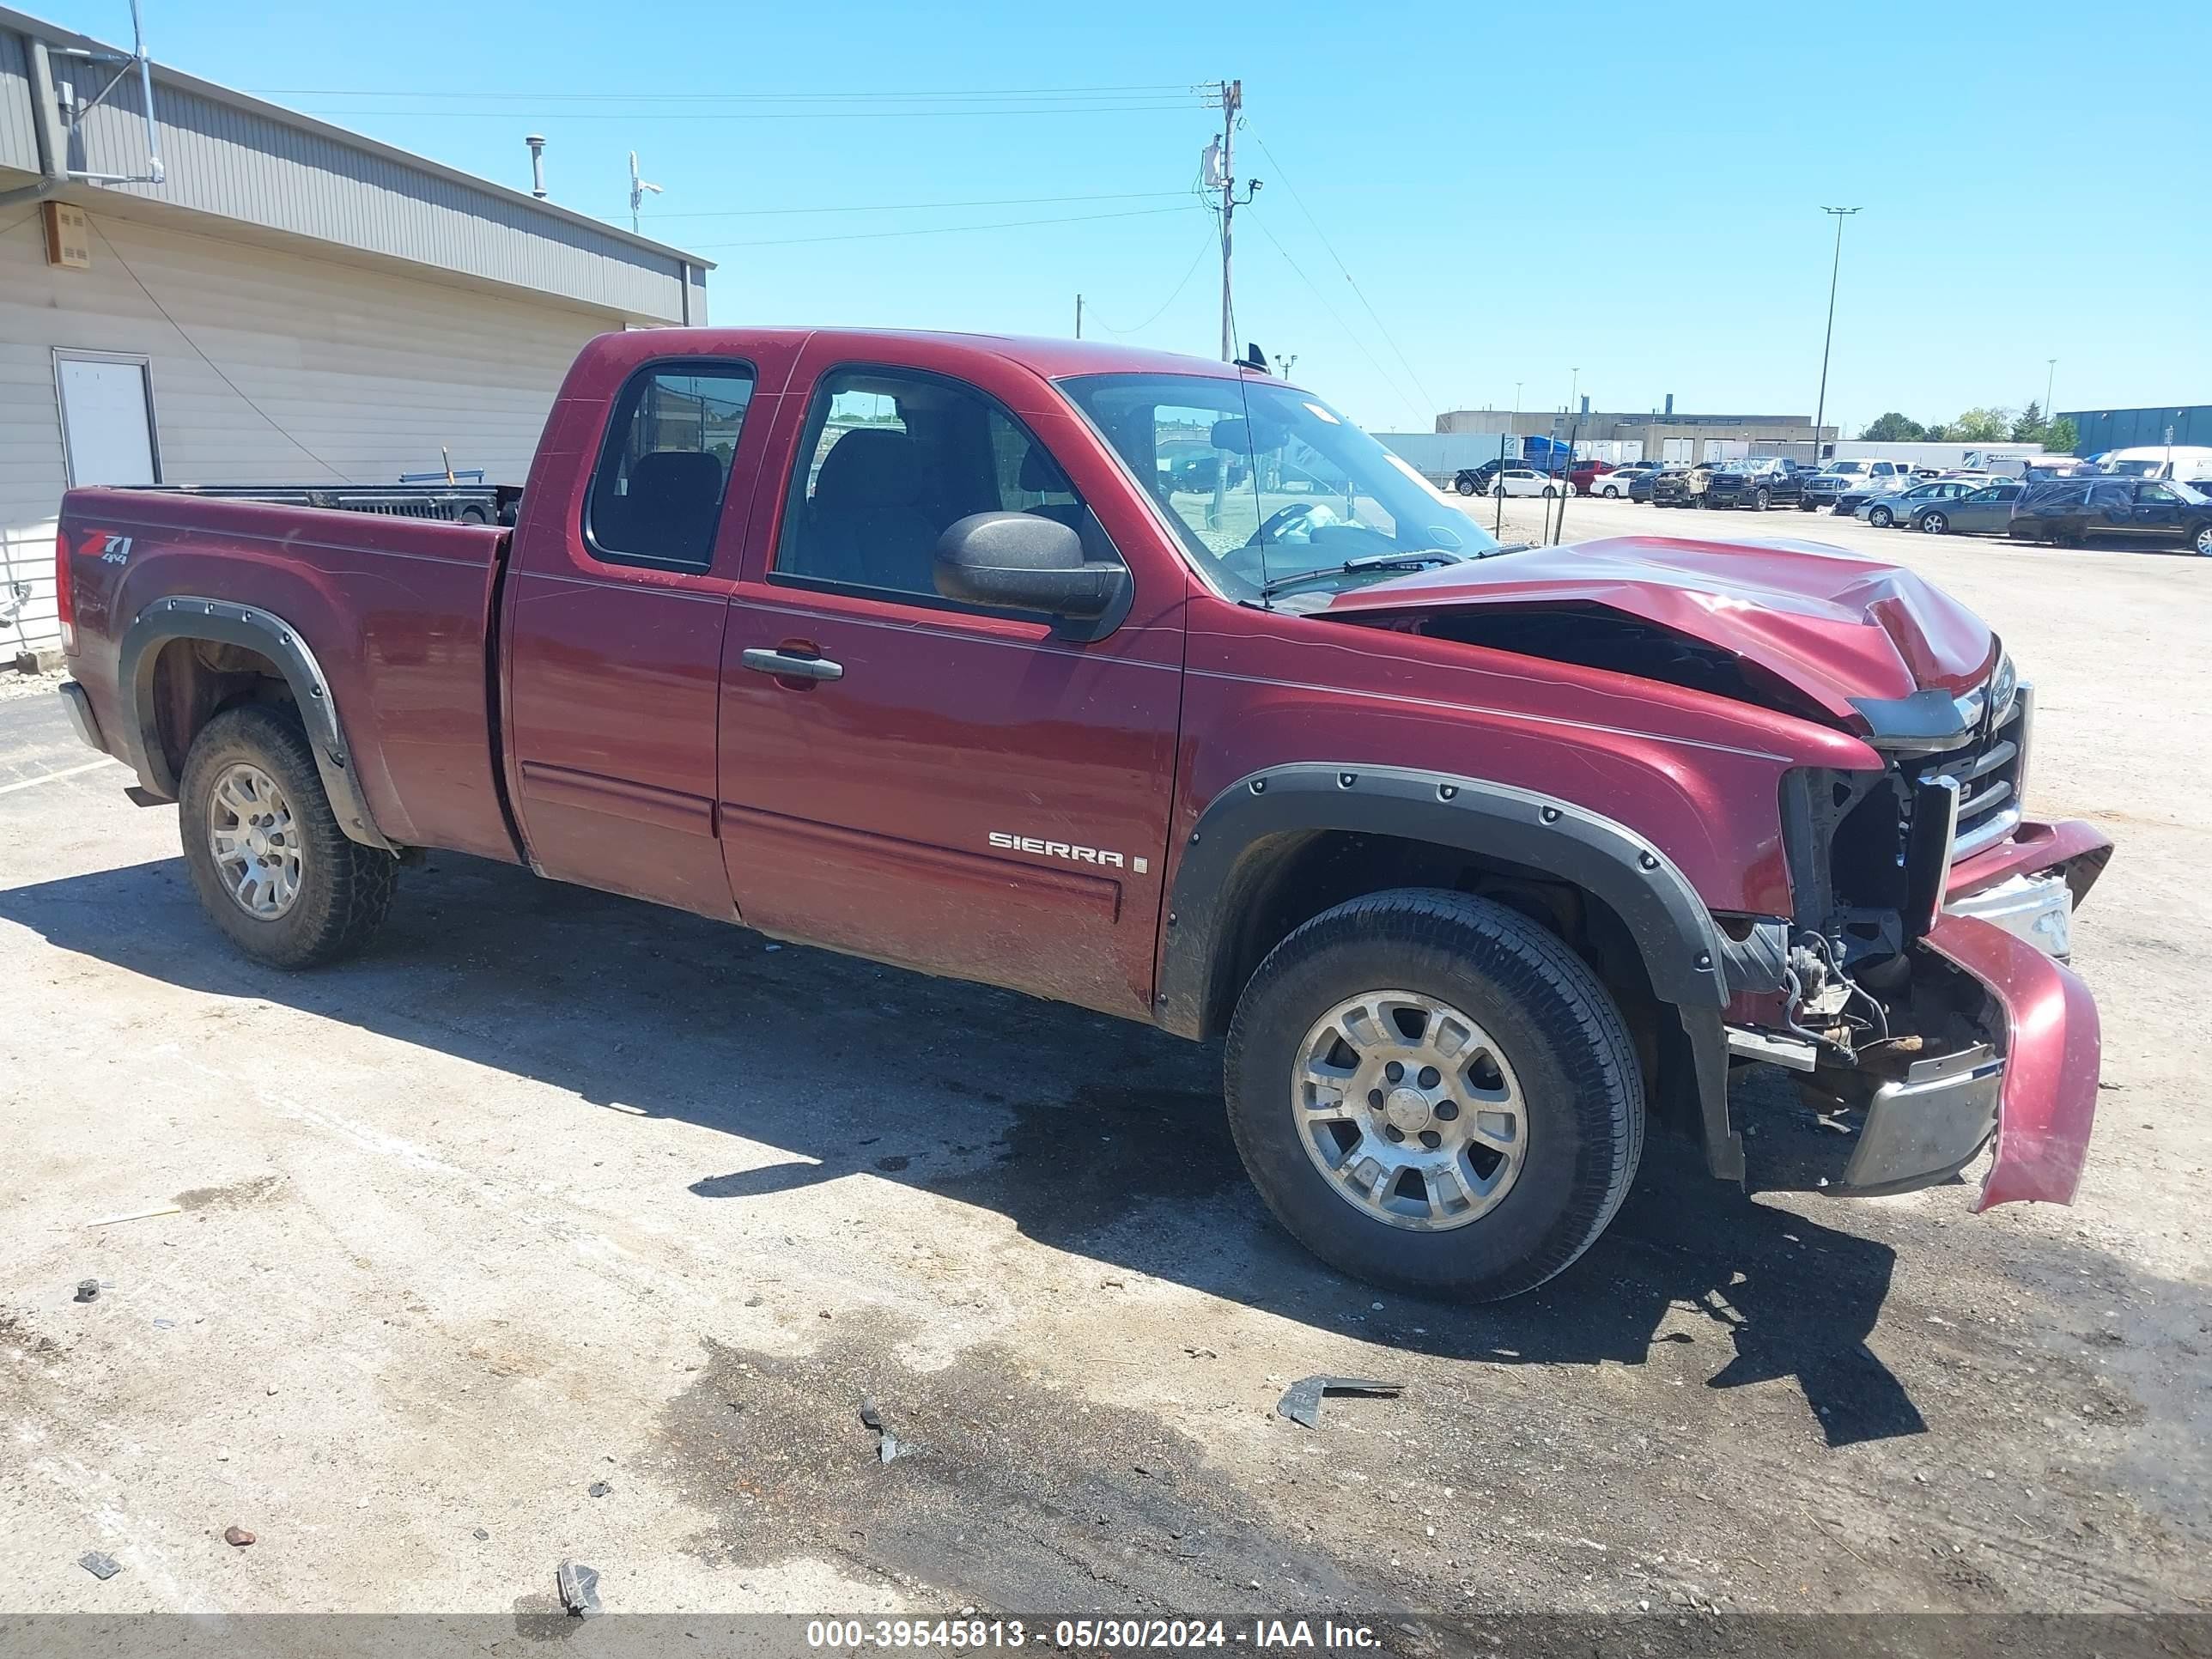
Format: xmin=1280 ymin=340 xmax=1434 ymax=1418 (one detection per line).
xmin=1 ymin=500 xmax=2207 ymax=1633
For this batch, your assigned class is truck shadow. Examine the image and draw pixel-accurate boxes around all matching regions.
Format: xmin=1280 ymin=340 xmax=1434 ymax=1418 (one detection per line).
xmin=2 ymin=850 xmax=1923 ymax=1447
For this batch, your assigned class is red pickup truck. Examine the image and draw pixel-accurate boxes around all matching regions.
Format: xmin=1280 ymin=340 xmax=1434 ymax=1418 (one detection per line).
xmin=52 ymin=328 xmax=2113 ymax=1301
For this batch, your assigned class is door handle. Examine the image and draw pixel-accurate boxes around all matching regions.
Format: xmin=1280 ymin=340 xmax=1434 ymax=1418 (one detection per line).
xmin=740 ymin=647 xmax=843 ymax=683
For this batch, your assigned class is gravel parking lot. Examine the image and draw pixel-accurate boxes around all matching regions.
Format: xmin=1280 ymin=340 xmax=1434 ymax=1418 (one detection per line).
xmin=2 ymin=501 xmax=2207 ymax=1631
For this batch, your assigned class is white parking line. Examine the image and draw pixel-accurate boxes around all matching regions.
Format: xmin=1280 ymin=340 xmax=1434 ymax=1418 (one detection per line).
xmin=0 ymin=757 xmax=121 ymax=796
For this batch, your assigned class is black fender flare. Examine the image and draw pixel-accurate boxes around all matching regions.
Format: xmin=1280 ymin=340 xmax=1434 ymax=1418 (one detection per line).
xmin=115 ymin=595 xmax=397 ymax=853
xmin=1158 ymin=763 xmax=1741 ymax=1180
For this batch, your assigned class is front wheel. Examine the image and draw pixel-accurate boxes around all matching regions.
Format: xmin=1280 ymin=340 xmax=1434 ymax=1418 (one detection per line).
xmin=1920 ymin=511 xmax=1948 ymax=535
xmin=1541 ymin=485 xmax=1557 ymax=499
xmin=179 ymin=705 xmax=397 ymax=969
xmin=1224 ymin=890 xmax=1644 ymax=1301
xmin=1455 ymin=477 xmax=1478 ymax=497
xmin=1869 ymin=506 xmax=1894 ymax=527
xmin=2191 ymin=522 xmax=2212 ymax=556
xmin=1751 ymin=488 xmax=1770 ymax=512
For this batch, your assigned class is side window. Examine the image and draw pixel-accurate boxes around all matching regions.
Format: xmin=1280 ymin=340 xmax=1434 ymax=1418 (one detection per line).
xmin=2090 ymin=483 xmax=2131 ymax=510
xmin=2136 ymin=483 xmax=2179 ymax=504
xmin=586 ymin=363 xmax=756 ymax=572
xmin=773 ymin=365 xmax=1114 ymax=604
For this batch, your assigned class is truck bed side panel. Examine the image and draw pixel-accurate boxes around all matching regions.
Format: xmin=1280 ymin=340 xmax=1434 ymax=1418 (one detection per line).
xmin=62 ymin=489 xmax=520 ymax=863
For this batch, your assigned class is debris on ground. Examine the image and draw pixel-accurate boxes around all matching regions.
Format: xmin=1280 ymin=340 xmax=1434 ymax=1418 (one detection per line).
xmin=78 ymin=1551 xmax=121 ymax=1580
xmin=556 ymin=1559 xmax=602 ymax=1619
xmin=859 ymin=1393 xmax=908 ymax=1462
xmin=471 ymin=1528 xmax=489 ymax=1541
xmin=587 ymin=1481 xmax=611 ymax=1498
xmin=223 ymin=1526 xmax=255 ymax=1547
xmin=88 ymin=1204 xmax=183 ymax=1228
xmin=73 ymin=1279 xmax=98 ymax=1303
xmin=1275 ymin=1375 xmax=1405 ymax=1430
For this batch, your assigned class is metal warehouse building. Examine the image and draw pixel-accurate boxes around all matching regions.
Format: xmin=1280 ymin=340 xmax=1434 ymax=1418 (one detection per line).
xmin=2057 ymin=405 xmax=2212 ymax=456
xmin=0 ymin=4 xmax=711 ymax=654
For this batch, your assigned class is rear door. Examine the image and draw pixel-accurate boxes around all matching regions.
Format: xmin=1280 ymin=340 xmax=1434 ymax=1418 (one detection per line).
xmin=714 ymin=344 xmax=1187 ymax=1018
xmin=501 ymin=336 xmax=805 ymax=917
xmin=2130 ymin=482 xmax=2185 ymax=541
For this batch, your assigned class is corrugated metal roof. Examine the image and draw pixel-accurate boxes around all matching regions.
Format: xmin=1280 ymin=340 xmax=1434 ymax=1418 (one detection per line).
xmin=0 ymin=4 xmax=711 ymax=323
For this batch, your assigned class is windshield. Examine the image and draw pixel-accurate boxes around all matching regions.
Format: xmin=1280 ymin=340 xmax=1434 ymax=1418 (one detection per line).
xmin=1058 ymin=373 xmax=1500 ymax=600
xmin=2174 ymin=479 xmax=2210 ymax=505
xmin=2103 ymin=459 xmax=2160 ymax=477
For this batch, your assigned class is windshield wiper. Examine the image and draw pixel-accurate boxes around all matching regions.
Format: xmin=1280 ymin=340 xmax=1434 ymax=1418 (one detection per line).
xmin=1259 ymin=550 xmax=1465 ymax=599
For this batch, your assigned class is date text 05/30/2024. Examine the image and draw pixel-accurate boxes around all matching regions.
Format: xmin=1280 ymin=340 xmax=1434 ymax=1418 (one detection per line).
xmin=804 ymin=1618 xmax=1385 ymax=1650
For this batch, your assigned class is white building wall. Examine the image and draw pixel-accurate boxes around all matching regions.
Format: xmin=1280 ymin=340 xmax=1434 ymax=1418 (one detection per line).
xmin=2 ymin=205 xmax=616 ymax=653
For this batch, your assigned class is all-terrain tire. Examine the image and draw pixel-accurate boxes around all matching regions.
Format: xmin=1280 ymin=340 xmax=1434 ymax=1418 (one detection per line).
xmin=1224 ymin=889 xmax=1644 ymax=1301
xmin=179 ymin=704 xmax=397 ymax=969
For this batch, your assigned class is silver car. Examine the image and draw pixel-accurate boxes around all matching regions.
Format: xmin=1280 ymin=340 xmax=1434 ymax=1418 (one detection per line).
xmin=1857 ymin=479 xmax=1978 ymax=528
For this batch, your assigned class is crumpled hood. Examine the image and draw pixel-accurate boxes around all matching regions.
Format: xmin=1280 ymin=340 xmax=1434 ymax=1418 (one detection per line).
xmin=1322 ymin=534 xmax=1999 ymax=721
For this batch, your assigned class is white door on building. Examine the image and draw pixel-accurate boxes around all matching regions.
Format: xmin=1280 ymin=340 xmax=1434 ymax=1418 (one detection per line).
xmin=56 ymin=355 xmax=159 ymax=487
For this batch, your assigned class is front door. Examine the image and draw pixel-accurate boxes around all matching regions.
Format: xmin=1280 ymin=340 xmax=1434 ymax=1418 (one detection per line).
xmin=504 ymin=340 xmax=801 ymax=917
xmin=2130 ymin=482 xmax=2185 ymax=542
xmin=714 ymin=349 xmax=1185 ymax=1018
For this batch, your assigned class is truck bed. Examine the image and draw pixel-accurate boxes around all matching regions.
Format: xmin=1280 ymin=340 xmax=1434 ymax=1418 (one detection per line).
xmin=60 ymin=488 xmax=521 ymax=864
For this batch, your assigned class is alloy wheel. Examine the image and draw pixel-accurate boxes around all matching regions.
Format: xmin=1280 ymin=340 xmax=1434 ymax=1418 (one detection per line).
xmin=1922 ymin=513 xmax=1948 ymax=534
xmin=208 ymin=762 xmax=303 ymax=919
xmin=1292 ymin=990 xmax=1527 ymax=1231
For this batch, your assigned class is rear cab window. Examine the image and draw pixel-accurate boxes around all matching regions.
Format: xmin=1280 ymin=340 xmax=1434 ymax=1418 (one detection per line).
xmin=586 ymin=363 xmax=757 ymax=572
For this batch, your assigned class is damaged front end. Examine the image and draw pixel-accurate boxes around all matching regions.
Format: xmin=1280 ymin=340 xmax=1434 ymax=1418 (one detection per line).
xmin=1723 ymin=669 xmax=2113 ymax=1207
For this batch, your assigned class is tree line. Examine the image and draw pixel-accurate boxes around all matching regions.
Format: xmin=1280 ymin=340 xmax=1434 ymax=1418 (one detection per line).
xmin=1858 ymin=404 xmax=2078 ymax=452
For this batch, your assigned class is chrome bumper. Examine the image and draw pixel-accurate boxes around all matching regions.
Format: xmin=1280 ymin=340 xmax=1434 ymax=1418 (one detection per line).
xmin=1944 ymin=870 xmax=2071 ymax=960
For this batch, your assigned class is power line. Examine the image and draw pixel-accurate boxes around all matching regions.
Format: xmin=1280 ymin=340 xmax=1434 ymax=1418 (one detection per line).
xmin=1245 ymin=127 xmax=1439 ymax=417
xmin=87 ymin=220 xmax=350 ymax=482
xmin=1244 ymin=210 xmax=1425 ymax=427
xmin=636 ymin=189 xmax=1190 ymax=222
xmin=256 ymin=82 xmax=1206 ymax=102
xmin=291 ymin=103 xmax=1211 ymax=123
xmin=684 ymin=202 xmax=1203 ymax=252
xmin=1095 ymin=230 xmax=1217 ymax=336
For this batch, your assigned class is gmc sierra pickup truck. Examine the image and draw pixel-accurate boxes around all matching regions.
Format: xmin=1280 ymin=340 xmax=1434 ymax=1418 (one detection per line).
xmin=52 ymin=328 xmax=2113 ymax=1302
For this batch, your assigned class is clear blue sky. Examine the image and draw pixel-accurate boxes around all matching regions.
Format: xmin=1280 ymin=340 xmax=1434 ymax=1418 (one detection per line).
xmin=47 ymin=0 xmax=2212 ymax=434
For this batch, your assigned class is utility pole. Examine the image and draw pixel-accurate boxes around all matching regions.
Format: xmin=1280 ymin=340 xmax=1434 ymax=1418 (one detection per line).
xmin=2045 ymin=358 xmax=2057 ymax=428
xmin=1205 ymin=80 xmax=1259 ymax=363
xmin=1811 ymin=207 xmax=1860 ymax=467
xmin=628 ymin=151 xmax=661 ymax=231
xmin=1075 ymin=294 xmax=1084 ymax=339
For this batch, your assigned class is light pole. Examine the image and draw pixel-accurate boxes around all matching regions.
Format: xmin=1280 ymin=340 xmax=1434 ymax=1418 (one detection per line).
xmin=2045 ymin=358 xmax=2057 ymax=428
xmin=1812 ymin=207 xmax=1861 ymax=466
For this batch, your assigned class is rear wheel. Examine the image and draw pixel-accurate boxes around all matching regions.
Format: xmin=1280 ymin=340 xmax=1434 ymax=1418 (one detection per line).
xmin=1224 ymin=890 xmax=1644 ymax=1301
xmin=179 ymin=705 xmax=397 ymax=969
xmin=1601 ymin=484 xmax=1621 ymax=499
xmin=1920 ymin=511 xmax=1949 ymax=534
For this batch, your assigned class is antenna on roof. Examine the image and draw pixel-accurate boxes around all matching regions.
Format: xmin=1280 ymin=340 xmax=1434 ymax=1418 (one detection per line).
xmin=628 ymin=151 xmax=663 ymax=232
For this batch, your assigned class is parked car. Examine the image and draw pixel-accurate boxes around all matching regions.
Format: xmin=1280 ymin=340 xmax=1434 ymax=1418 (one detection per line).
xmin=1592 ymin=462 xmax=1662 ymax=499
xmin=1567 ymin=460 xmax=1617 ymax=496
xmin=1627 ymin=465 xmax=1666 ymax=502
xmin=1649 ymin=463 xmax=1713 ymax=507
xmin=1910 ymin=482 xmax=2022 ymax=535
xmin=50 ymin=325 xmax=2115 ymax=1302
xmin=1831 ymin=476 xmax=1917 ymax=516
xmin=1453 ymin=455 xmax=1561 ymax=495
xmin=2008 ymin=476 xmax=2212 ymax=553
xmin=1861 ymin=479 xmax=1980 ymax=528
xmin=1705 ymin=457 xmax=1805 ymax=512
xmin=1490 ymin=467 xmax=1559 ymax=498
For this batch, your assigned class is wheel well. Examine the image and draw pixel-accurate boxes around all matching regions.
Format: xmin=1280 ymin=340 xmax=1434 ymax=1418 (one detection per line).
xmin=150 ymin=637 xmax=298 ymax=782
xmin=1202 ymin=829 xmax=1699 ymax=1142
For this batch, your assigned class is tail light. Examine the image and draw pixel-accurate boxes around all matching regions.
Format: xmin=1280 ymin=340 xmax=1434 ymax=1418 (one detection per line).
xmin=54 ymin=526 xmax=76 ymax=653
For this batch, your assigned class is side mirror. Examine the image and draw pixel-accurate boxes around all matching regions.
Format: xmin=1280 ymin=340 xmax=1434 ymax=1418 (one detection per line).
xmin=933 ymin=512 xmax=1129 ymax=623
